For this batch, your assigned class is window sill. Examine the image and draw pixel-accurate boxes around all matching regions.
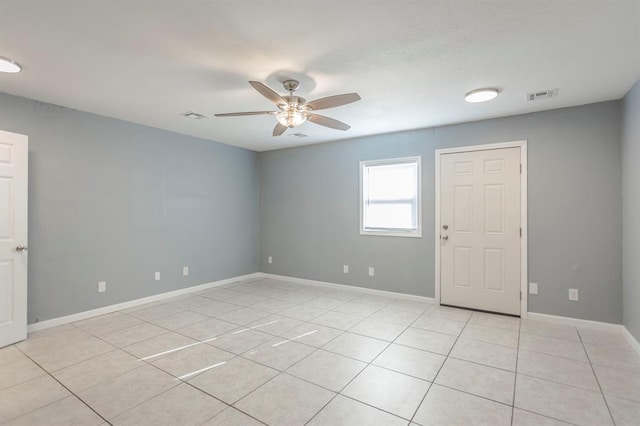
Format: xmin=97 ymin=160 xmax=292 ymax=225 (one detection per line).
xmin=360 ymin=230 xmax=422 ymax=238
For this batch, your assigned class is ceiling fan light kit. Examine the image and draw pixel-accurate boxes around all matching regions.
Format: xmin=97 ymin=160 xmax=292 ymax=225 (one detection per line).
xmin=215 ymin=79 xmax=361 ymax=137
xmin=276 ymin=109 xmax=308 ymax=128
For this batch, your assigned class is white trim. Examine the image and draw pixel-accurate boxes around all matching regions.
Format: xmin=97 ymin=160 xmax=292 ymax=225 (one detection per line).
xmin=435 ymin=141 xmax=528 ymax=155
xmin=434 ymin=140 xmax=528 ymax=318
xmin=0 ymin=130 xmax=29 ymax=348
xmin=257 ymin=272 xmax=435 ymax=304
xmin=526 ymin=312 xmax=624 ymax=330
xmin=623 ymin=327 xmax=640 ymax=355
xmin=27 ymin=273 xmax=262 ymax=333
xmin=26 ymin=268 xmax=640 ymax=358
xmin=520 ymin=142 xmax=528 ymax=317
xmin=359 ymin=156 xmax=423 ymax=238
xmin=527 ymin=312 xmax=640 ymax=356
xmin=434 ymin=150 xmax=442 ymax=306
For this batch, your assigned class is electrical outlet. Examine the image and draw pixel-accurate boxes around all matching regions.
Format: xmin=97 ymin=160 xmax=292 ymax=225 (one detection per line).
xmin=368 ymin=267 xmax=375 ymax=276
xmin=343 ymin=265 xmax=349 ymax=274
xmin=183 ymin=266 xmax=189 ymax=276
xmin=268 ymin=256 xmax=273 ymax=264
xmin=97 ymin=281 xmax=106 ymax=293
xmin=569 ymin=288 xmax=579 ymax=301
xmin=529 ymin=282 xmax=538 ymax=295
xmin=155 ymin=272 xmax=161 ymax=281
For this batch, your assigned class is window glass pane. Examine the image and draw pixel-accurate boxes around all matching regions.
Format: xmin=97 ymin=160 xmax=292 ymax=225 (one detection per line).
xmin=361 ymin=157 xmax=420 ymax=235
xmin=366 ymin=163 xmax=417 ymax=200
xmin=365 ymin=203 xmax=414 ymax=230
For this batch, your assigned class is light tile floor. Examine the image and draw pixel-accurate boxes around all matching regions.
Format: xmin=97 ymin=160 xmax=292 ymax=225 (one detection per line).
xmin=1 ymin=277 xmax=639 ymax=425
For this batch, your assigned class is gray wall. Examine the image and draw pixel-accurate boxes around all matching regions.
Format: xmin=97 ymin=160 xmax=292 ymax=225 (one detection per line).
xmin=0 ymin=92 xmax=260 ymax=324
xmin=0 ymin=90 xmax=626 ymax=325
xmin=260 ymin=101 xmax=623 ymax=323
xmin=623 ymin=80 xmax=640 ymax=339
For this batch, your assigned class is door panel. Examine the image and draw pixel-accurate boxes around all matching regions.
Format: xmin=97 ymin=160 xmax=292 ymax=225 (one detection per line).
xmin=454 ymin=247 xmax=472 ymax=288
xmin=484 ymin=184 xmax=504 ymax=233
xmin=484 ymin=248 xmax=505 ymax=292
xmin=440 ymin=147 xmax=520 ymax=315
xmin=454 ymin=185 xmax=473 ymax=232
xmin=0 ymin=130 xmax=28 ymax=348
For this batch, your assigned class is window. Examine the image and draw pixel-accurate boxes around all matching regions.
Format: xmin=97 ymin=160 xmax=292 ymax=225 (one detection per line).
xmin=360 ymin=156 xmax=421 ymax=237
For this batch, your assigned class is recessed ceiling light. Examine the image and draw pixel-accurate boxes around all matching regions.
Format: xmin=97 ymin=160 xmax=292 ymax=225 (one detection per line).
xmin=0 ymin=57 xmax=22 ymax=73
xmin=464 ymin=88 xmax=499 ymax=103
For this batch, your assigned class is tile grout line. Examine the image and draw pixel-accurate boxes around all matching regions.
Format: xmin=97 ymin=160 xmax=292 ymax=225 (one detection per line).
xmin=101 ymin=292 xmax=462 ymax=424
xmin=6 ymin=282 xmax=424 ymax=425
xmin=183 ymin=285 xmax=398 ymax=424
xmin=123 ymin=299 xmax=550 ymax=423
xmin=61 ymin=307 xmax=278 ymax=422
xmin=180 ymin=380 xmax=268 ymax=426
xmin=514 ymin=370 xmax=616 ymax=395
xmin=519 ymin=328 xmax=585 ymax=344
xmin=13 ymin=345 xmax=113 ymax=426
xmin=407 ymin=310 xmax=474 ymax=425
xmin=303 ymin=300 xmax=427 ymax=424
xmin=577 ymin=328 xmax=618 ymax=425
xmin=510 ymin=316 xmax=522 ymax=425
xmin=252 ymin=293 xmax=402 ymax=424
xmin=513 ymin=407 xmax=582 ymax=426
xmin=39 ymin=284 xmax=365 ymax=417
xmin=76 ymin=317 xmax=274 ymax=425
xmin=65 ymin=324 xmax=202 ymax=422
xmin=15 ymin=279 xmax=613 ymax=425
xmin=83 ymin=345 xmax=264 ymax=426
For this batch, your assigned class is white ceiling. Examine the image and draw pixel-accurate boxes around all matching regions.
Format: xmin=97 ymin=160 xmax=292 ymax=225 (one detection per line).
xmin=0 ymin=1 xmax=639 ymax=151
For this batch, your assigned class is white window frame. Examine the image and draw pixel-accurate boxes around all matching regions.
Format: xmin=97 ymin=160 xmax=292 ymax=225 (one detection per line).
xmin=360 ymin=156 xmax=422 ymax=238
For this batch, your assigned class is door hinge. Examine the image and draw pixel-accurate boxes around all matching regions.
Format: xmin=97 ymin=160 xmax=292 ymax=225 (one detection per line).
xmin=520 ymin=227 xmax=522 ymax=237
xmin=520 ymin=291 xmax=522 ymax=300
xmin=520 ymin=164 xmax=522 ymax=174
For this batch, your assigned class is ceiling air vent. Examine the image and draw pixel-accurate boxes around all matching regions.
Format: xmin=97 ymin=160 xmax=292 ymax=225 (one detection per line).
xmin=527 ymin=89 xmax=559 ymax=101
xmin=180 ymin=111 xmax=207 ymax=119
xmin=290 ymin=133 xmax=308 ymax=138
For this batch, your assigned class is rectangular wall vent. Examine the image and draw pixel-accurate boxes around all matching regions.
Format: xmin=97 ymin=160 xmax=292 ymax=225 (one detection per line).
xmin=527 ymin=89 xmax=559 ymax=101
xmin=180 ymin=111 xmax=207 ymax=119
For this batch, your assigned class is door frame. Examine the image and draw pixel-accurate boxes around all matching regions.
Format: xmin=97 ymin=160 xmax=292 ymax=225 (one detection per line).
xmin=434 ymin=140 xmax=528 ymax=318
xmin=0 ymin=129 xmax=28 ymax=347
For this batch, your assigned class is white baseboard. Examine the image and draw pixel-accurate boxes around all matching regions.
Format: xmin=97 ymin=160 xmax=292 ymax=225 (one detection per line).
xmin=623 ymin=327 xmax=640 ymax=354
xmin=526 ymin=312 xmax=624 ymax=330
xmin=527 ymin=312 xmax=640 ymax=355
xmin=27 ymin=272 xmax=262 ymax=333
xmin=256 ymin=272 xmax=435 ymax=304
xmin=27 ymin=270 xmax=640 ymax=359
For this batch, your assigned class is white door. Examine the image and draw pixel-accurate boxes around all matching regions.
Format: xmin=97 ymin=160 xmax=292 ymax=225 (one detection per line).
xmin=0 ymin=130 xmax=28 ymax=348
xmin=440 ymin=147 xmax=521 ymax=315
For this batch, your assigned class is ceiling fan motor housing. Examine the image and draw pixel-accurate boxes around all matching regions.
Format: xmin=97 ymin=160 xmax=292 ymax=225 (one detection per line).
xmin=283 ymin=79 xmax=300 ymax=92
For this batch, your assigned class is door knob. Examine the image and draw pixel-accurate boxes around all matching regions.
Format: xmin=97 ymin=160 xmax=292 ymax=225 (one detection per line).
xmin=442 ymin=235 xmax=449 ymax=240
xmin=16 ymin=245 xmax=28 ymax=252
xmin=442 ymin=224 xmax=448 ymax=230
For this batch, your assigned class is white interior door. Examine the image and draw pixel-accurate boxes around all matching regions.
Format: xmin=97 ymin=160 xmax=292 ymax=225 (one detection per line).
xmin=0 ymin=130 xmax=28 ymax=348
xmin=440 ymin=147 xmax=521 ymax=315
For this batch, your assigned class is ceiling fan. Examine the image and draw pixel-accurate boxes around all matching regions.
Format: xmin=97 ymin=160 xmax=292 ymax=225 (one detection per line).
xmin=215 ymin=80 xmax=361 ymax=136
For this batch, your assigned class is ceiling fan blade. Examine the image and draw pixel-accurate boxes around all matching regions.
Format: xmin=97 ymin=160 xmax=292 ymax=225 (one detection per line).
xmin=307 ymin=113 xmax=351 ymax=131
xmin=214 ymin=111 xmax=276 ymax=117
xmin=273 ymin=122 xmax=288 ymax=136
xmin=305 ymin=93 xmax=361 ymax=111
xmin=249 ymin=81 xmax=287 ymax=105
